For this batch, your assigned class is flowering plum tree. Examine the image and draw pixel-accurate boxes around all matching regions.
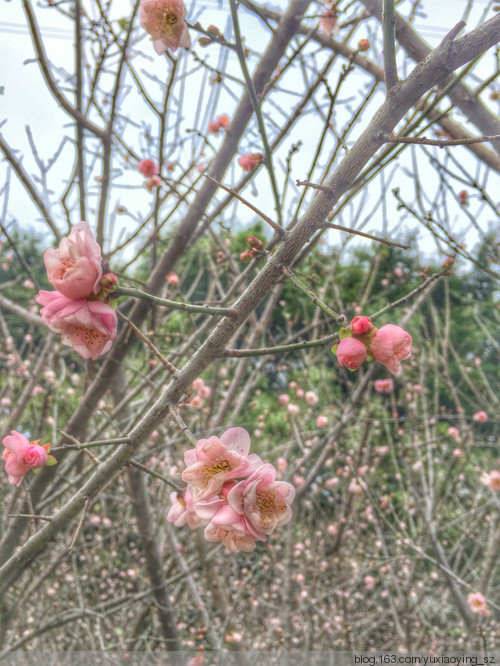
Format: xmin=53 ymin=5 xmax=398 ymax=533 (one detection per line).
xmin=0 ymin=0 xmax=499 ymax=656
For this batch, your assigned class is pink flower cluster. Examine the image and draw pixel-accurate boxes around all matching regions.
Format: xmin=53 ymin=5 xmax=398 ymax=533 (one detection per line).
xmin=333 ymin=316 xmax=412 ymax=375
xmin=208 ymin=114 xmax=230 ymax=136
xmin=238 ymin=153 xmax=264 ymax=172
xmin=138 ymin=159 xmax=162 ymax=191
xmin=186 ymin=377 xmax=211 ymax=410
xmin=167 ymin=428 xmax=295 ymax=552
xmin=140 ymin=0 xmax=191 ymax=55
xmin=36 ymin=222 xmax=118 ymax=360
xmin=2 ymin=430 xmax=57 ymax=486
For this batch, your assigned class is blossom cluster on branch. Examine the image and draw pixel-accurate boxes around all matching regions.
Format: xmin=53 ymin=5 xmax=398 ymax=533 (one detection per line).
xmin=333 ymin=316 xmax=412 ymax=375
xmin=36 ymin=222 xmax=118 ymax=360
xmin=167 ymin=428 xmax=295 ymax=552
xmin=2 ymin=430 xmax=56 ymax=486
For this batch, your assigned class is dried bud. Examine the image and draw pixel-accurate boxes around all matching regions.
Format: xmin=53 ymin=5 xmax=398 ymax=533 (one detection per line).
xmin=358 ymin=39 xmax=370 ymax=51
xmin=206 ymin=25 xmax=222 ymax=38
xmin=198 ymin=37 xmax=212 ymax=47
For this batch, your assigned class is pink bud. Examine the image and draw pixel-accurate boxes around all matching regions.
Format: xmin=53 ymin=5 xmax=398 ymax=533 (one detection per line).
xmin=473 ymin=411 xmax=488 ymax=423
xmin=247 ymin=236 xmax=264 ymax=251
xmin=239 ymin=249 xmax=255 ymax=263
xmin=138 ymin=159 xmax=159 ymax=177
xmin=350 ymin=315 xmax=372 ymax=336
xmin=237 ymin=153 xmax=264 ymax=171
xmin=336 ymin=337 xmax=367 ymax=370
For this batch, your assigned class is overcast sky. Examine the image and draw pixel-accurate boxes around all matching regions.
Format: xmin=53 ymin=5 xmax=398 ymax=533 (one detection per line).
xmin=1 ymin=0 xmax=499 ymax=266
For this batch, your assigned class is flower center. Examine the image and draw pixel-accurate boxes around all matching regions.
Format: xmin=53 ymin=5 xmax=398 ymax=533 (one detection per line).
xmin=203 ymin=458 xmax=231 ymax=479
xmin=163 ymin=9 xmax=178 ymax=33
xmin=55 ymin=257 xmax=75 ymax=280
xmin=257 ymin=491 xmax=284 ymax=526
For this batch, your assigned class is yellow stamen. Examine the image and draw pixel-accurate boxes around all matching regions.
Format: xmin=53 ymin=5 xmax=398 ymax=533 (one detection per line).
xmin=163 ymin=9 xmax=178 ymax=33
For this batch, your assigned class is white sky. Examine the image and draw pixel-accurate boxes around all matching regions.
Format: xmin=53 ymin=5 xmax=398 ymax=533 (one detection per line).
xmin=0 ymin=0 xmax=499 ymax=267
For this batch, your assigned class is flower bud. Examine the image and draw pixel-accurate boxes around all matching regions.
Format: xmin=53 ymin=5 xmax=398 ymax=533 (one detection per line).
xmin=239 ymin=249 xmax=255 ymax=263
xmin=335 ymin=337 xmax=367 ymax=370
xmin=247 ymin=236 xmax=264 ymax=251
xmin=350 ymin=315 xmax=372 ymax=336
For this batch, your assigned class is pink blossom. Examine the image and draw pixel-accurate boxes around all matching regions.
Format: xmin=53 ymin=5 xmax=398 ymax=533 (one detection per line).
xmin=138 ymin=159 xmax=159 ymax=177
xmin=278 ymin=394 xmax=290 ymax=406
xmin=2 ymin=430 xmax=50 ymax=486
xmin=181 ymin=427 xmax=259 ymax=500
xmin=319 ymin=10 xmax=338 ymax=35
xmin=336 ymin=337 xmax=367 ymax=370
xmin=187 ymin=654 xmax=205 ymax=666
xmin=364 ymin=575 xmax=376 ymax=591
xmin=237 ymin=153 xmax=264 ymax=171
xmin=350 ymin=315 xmax=372 ymax=336
xmin=165 ymin=271 xmax=180 ymax=286
xmin=36 ymin=291 xmax=117 ymax=360
xmin=369 ymin=324 xmax=412 ymax=375
xmin=316 ymin=415 xmax=328 ymax=427
xmin=305 ymin=391 xmax=318 ymax=406
xmin=204 ymin=509 xmax=257 ymax=553
xmin=192 ymin=377 xmax=205 ymax=392
xmin=208 ymin=120 xmax=219 ymax=134
xmin=473 ymin=411 xmax=488 ymax=423
xmin=227 ymin=463 xmax=295 ymax=538
xmin=348 ymin=478 xmax=365 ymax=495
xmin=447 ymin=426 xmax=461 ymax=442
xmin=287 ymin=403 xmax=299 ymax=415
xmin=453 ymin=448 xmax=464 ymax=458
xmin=139 ymin=0 xmax=191 ymax=55
xmin=217 ymin=114 xmax=230 ymax=130
xmin=43 ymin=221 xmax=103 ymax=300
xmin=467 ymin=592 xmax=489 ymax=617
xmin=276 ymin=457 xmax=287 ymax=474
xmin=480 ymin=470 xmax=500 ymax=492
xmin=167 ymin=488 xmax=204 ymax=529
xmin=145 ymin=175 xmax=162 ymax=191
xmin=374 ymin=378 xmax=394 ymax=393
xmin=208 ymin=114 xmax=230 ymax=136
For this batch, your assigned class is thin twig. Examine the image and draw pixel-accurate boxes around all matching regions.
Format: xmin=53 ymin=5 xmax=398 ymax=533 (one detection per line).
xmin=385 ymin=132 xmax=500 ymax=146
xmin=283 ymin=267 xmax=345 ymax=323
xmin=127 ymin=460 xmax=183 ymax=492
xmin=323 ymin=222 xmax=409 ymax=249
xmin=68 ymin=498 xmax=89 ymax=554
xmin=117 ymin=286 xmax=238 ymax=318
xmin=8 ymin=514 xmax=53 ymax=522
xmin=202 ymin=173 xmax=286 ymax=238
xmin=224 ymin=332 xmax=339 ymax=357
xmin=229 ymin=0 xmax=284 ymax=228
xmin=117 ymin=311 xmax=180 ymax=376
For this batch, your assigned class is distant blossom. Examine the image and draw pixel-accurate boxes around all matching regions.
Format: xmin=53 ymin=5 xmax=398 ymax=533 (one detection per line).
xmin=467 ymin=592 xmax=489 ymax=617
xmin=473 ymin=411 xmax=488 ymax=423
xmin=237 ymin=153 xmax=264 ymax=171
xmin=140 ymin=0 xmax=191 ymax=55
